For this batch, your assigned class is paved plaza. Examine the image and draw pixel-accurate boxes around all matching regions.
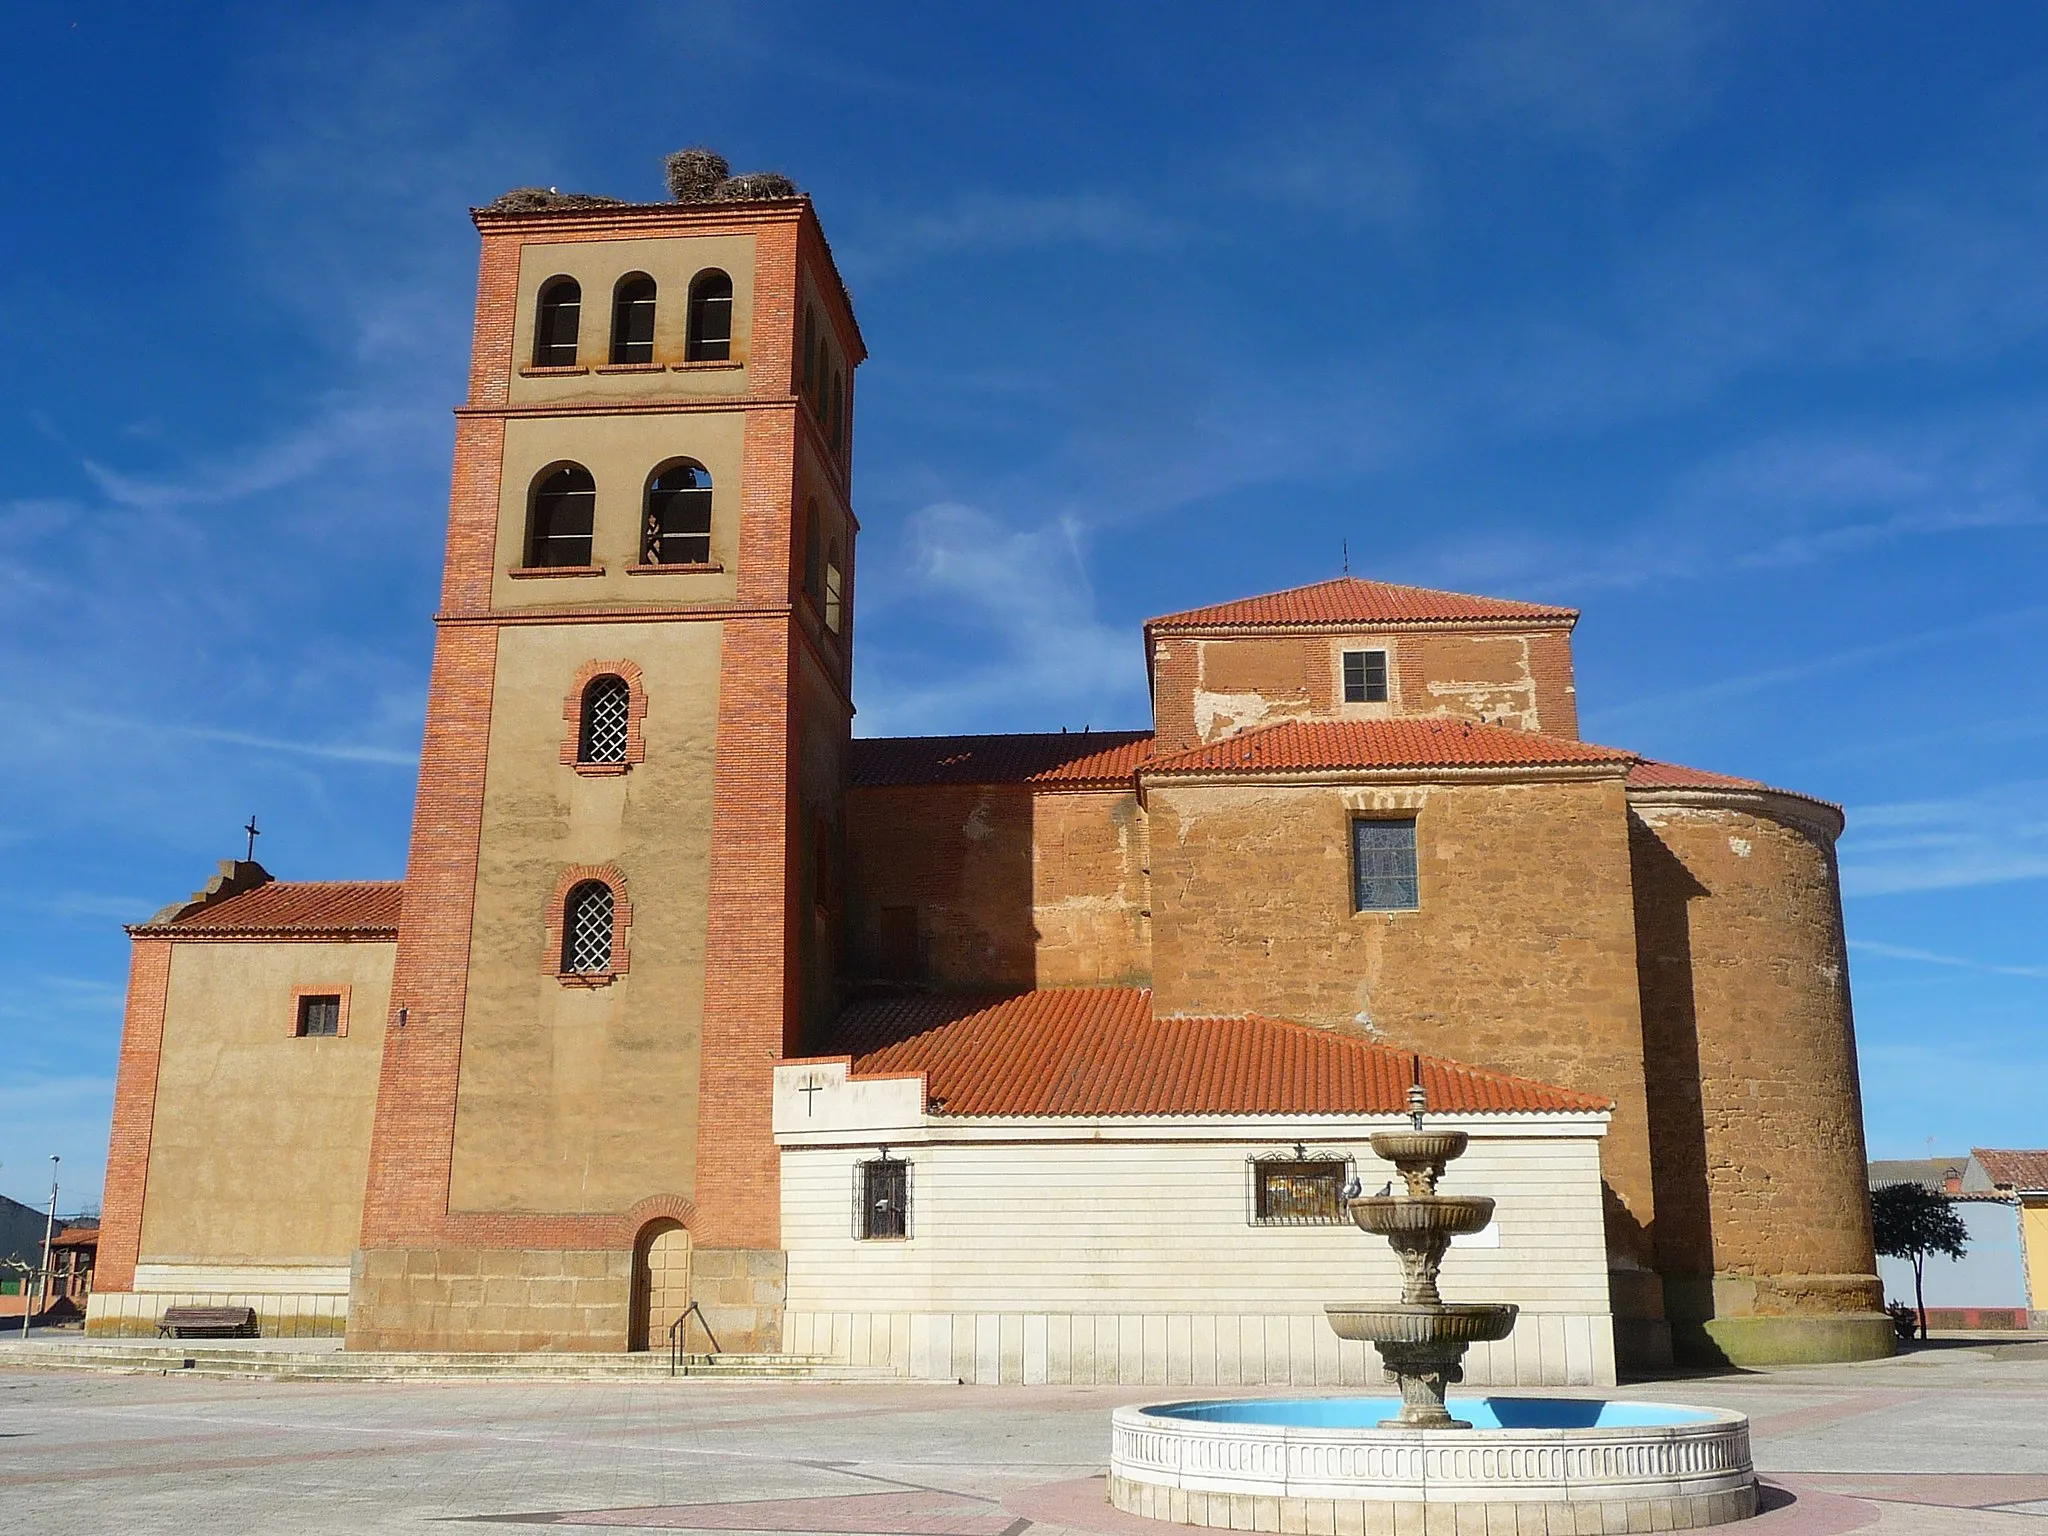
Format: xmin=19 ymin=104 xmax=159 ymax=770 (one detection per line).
xmin=4 ymin=1337 xmax=2045 ymax=1535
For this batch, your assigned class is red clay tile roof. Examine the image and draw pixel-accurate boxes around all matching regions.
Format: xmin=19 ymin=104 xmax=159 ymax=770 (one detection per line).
xmin=1626 ymin=760 xmax=1766 ymax=792
xmin=1973 ymin=1149 xmax=2048 ymax=1192
xmin=850 ymin=731 xmax=1154 ymax=789
xmin=1143 ymin=717 xmax=1635 ymax=777
xmin=822 ymin=988 xmax=1609 ymax=1117
xmin=139 ymin=880 xmax=403 ymax=937
xmin=1147 ymin=577 xmax=1577 ymax=633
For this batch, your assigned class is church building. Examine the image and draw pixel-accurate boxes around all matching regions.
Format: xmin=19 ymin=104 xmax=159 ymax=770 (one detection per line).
xmin=86 ymin=158 xmax=1893 ymax=1380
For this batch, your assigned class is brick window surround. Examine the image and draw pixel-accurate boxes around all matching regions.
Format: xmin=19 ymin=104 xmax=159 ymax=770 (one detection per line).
xmin=544 ymin=864 xmax=632 ymax=986
xmin=560 ymin=659 xmax=648 ymax=776
xmin=290 ymin=984 xmax=351 ymax=1039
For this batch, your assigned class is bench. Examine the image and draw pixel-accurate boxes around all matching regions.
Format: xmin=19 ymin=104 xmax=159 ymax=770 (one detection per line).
xmin=158 ymin=1305 xmax=258 ymax=1339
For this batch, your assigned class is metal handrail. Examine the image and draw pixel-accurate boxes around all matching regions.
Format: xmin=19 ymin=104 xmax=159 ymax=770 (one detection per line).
xmin=667 ymin=1299 xmax=722 ymax=1376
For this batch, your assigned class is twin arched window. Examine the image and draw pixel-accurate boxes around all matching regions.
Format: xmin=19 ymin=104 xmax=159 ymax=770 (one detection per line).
xmin=528 ymin=465 xmax=596 ymax=568
xmin=562 ymin=880 xmax=615 ymax=974
xmin=524 ymin=461 xmax=714 ymax=570
xmin=534 ymin=278 xmax=581 ymax=367
xmin=532 ymin=269 xmax=733 ymax=369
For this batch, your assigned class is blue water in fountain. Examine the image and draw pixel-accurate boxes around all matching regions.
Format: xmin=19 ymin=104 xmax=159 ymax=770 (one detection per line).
xmin=1148 ymin=1398 xmax=1718 ymax=1430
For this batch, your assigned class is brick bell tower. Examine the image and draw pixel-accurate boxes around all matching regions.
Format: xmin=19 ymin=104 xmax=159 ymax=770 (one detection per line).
xmin=349 ymin=156 xmax=862 ymax=1353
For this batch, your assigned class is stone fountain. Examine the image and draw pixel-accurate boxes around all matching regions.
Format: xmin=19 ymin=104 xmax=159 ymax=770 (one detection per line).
xmin=1323 ymin=1075 xmax=1517 ymax=1427
xmin=1108 ymin=1064 xmax=1760 ymax=1529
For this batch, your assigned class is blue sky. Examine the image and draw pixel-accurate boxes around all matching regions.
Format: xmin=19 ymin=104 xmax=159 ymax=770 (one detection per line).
xmin=3 ymin=2 xmax=2044 ymax=1211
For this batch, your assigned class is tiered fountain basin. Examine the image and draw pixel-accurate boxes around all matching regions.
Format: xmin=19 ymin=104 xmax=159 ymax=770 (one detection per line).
xmin=1110 ymin=1396 xmax=1757 ymax=1531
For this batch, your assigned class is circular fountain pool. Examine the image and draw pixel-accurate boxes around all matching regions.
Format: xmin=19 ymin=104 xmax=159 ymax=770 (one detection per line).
xmin=1111 ymin=1396 xmax=1756 ymax=1531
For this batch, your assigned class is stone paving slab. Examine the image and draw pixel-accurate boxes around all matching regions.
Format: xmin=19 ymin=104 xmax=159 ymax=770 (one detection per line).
xmin=4 ymin=1337 xmax=2046 ymax=1535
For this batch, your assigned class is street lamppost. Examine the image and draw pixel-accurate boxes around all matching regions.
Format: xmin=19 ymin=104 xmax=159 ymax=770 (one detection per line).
xmin=23 ymin=1157 xmax=57 ymax=1341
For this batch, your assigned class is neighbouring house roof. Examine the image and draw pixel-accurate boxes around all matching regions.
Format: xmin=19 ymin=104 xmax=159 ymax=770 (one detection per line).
xmin=849 ymin=730 xmax=1154 ymax=789
xmin=823 ymin=987 xmax=1611 ymax=1118
xmin=1868 ymin=1157 xmax=1970 ymax=1192
xmin=1972 ymin=1149 xmax=2048 ymax=1194
xmin=1145 ymin=576 xmax=1578 ymax=633
xmin=51 ymin=1225 xmax=97 ymax=1250
xmin=130 ymin=880 xmax=403 ymax=939
xmin=1142 ymin=716 xmax=1635 ymax=778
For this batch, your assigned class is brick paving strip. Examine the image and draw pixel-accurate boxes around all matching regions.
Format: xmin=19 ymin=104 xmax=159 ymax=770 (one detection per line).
xmin=463 ymin=1489 xmax=1024 ymax=1533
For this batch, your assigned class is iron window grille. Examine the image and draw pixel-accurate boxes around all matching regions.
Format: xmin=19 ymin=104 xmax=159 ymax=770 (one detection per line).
xmin=611 ymin=274 xmax=657 ymax=364
xmin=686 ymin=270 xmax=734 ymax=361
xmin=533 ymin=277 xmax=581 ymax=367
xmin=296 ymin=994 xmax=342 ymax=1038
xmin=1247 ymin=1155 xmax=1355 ymax=1226
xmin=855 ymin=1155 xmax=910 ymax=1240
xmin=529 ymin=465 xmax=597 ymax=567
xmin=1352 ymin=817 xmax=1419 ymax=911
xmin=643 ymin=461 xmax=713 ymax=565
xmin=1342 ymin=649 xmax=1389 ymax=703
xmin=579 ymin=676 xmax=632 ymax=764
xmin=562 ymin=881 xmax=615 ymax=974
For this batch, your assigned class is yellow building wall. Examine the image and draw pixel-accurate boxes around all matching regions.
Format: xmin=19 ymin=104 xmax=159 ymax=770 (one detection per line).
xmin=139 ymin=939 xmax=392 ymax=1264
xmin=448 ymin=618 xmax=724 ymax=1214
xmin=2024 ymin=1201 xmax=2048 ymax=1313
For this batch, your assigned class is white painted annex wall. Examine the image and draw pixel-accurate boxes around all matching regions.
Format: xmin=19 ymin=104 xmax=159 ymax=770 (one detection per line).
xmin=778 ymin=1122 xmax=1615 ymax=1387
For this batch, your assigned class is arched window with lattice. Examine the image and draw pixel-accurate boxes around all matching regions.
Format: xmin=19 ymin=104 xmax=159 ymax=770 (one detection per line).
xmin=560 ymin=660 xmax=646 ymax=775
xmin=579 ymin=675 xmax=632 ymax=764
xmin=562 ymin=881 xmax=614 ymax=974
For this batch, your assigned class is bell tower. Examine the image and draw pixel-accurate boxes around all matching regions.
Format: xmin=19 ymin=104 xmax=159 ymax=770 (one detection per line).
xmin=349 ymin=163 xmax=862 ymax=1353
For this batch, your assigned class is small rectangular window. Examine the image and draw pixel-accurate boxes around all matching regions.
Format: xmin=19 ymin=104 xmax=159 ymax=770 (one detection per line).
xmin=1352 ymin=818 xmax=1419 ymax=911
xmin=1251 ymin=1159 xmax=1350 ymax=1225
xmin=856 ymin=1156 xmax=910 ymax=1240
xmin=1342 ymin=649 xmax=1389 ymax=704
xmin=296 ymin=994 xmax=342 ymax=1037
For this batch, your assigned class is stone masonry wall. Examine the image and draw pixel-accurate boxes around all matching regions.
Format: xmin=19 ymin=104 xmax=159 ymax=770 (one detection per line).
xmin=1629 ymin=794 xmax=1882 ymax=1338
xmin=1145 ymin=775 xmax=1660 ymax=1318
xmin=348 ymin=1247 xmax=631 ymax=1352
xmin=844 ymin=784 xmax=1150 ymax=990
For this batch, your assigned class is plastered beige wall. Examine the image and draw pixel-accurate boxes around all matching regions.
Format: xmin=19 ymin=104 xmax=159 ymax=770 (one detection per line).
xmin=140 ymin=939 xmax=392 ymax=1264
xmin=508 ymin=234 xmax=758 ymax=405
xmin=449 ymin=619 xmax=722 ymax=1214
xmin=491 ymin=411 xmax=747 ymax=609
xmin=2023 ymin=1203 xmax=2048 ymax=1311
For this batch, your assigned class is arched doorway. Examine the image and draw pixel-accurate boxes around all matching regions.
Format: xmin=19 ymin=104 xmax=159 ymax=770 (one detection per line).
xmin=629 ymin=1220 xmax=691 ymax=1352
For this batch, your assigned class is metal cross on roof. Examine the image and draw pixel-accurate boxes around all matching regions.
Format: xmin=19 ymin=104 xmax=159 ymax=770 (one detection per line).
xmin=243 ymin=815 xmax=260 ymax=863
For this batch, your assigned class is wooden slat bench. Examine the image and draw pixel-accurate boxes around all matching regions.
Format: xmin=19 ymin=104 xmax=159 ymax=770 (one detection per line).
xmin=158 ymin=1305 xmax=259 ymax=1339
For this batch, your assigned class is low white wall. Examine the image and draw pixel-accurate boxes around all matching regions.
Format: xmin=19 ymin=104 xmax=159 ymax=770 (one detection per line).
xmin=778 ymin=1117 xmax=1615 ymax=1386
xmin=784 ymin=1307 xmax=1613 ymax=1387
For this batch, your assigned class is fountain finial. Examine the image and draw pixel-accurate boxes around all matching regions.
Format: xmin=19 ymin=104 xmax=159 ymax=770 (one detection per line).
xmin=1407 ymin=1053 xmax=1426 ymax=1131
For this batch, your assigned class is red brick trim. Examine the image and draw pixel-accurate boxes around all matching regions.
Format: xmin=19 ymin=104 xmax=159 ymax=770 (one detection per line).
xmin=358 ymin=622 xmax=498 ymax=1246
xmin=560 ymin=659 xmax=648 ymax=774
xmin=97 ymin=938 xmax=172 ymax=1293
xmin=544 ymin=863 xmax=633 ymax=983
xmin=290 ymin=983 xmax=352 ymax=1039
xmin=509 ymin=565 xmax=605 ymax=580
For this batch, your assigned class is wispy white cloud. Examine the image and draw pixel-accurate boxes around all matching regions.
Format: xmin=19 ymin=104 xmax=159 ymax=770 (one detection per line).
xmin=1849 ymin=939 xmax=2048 ymax=981
xmin=855 ymin=502 xmax=1145 ymax=735
xmin=1841 ymin=780 xmax=2048 ymax=897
